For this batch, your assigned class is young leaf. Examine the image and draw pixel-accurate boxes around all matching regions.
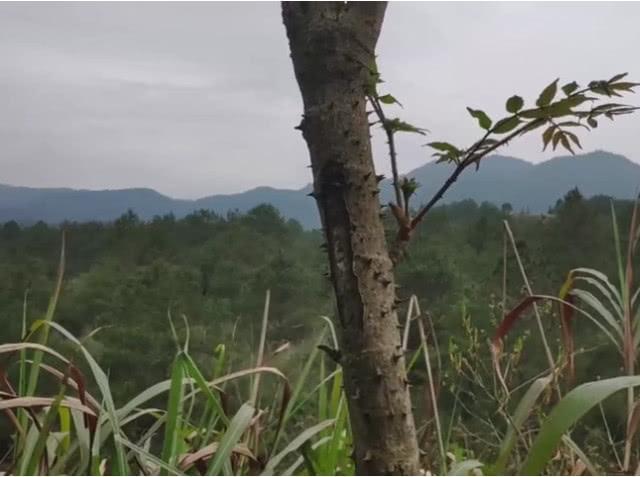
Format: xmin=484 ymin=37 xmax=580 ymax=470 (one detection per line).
xmin=562 ymin=81 xmax=579 ymax=96
xmin=556 ymin=121 xmax=589 ymax=130
xmin=466 ymin=107 xmax=492 ymax=130
xmin=564 ymin=131 xmax=582 ymax=150
xmin=610 ymin=82 xmax=640 ymax=92
xmin=427 ymin=142 xmax=460 ymax=155
xmin=542 ymin=125 xmax=556 ymax=151
xmin=536 ymin=78 xmax=559 ymax=107
xmin=379 ymin=94 xmax=402 ymax=106
xmin=609 ymin=72 xmax=628 ymax=83
xmin=552 ymin=130 xmax=563 ymax=151
xmin=559 ymin=133 xmax=575 ymax=155
xmin=506 ymin=95 xmax=524 ymax=113
xmin=492 ymin=116 xmax=521 ymax=134
xmin=589 ymin=81 xmax=618 ymax=97
xmin=385 ymin=118 xmax=427 ymax=135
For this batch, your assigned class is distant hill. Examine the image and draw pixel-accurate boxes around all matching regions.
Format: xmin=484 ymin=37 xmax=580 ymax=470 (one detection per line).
xmin=395 ymin=150 xmax=640 ymax=214
xmin=2 ymin=150 xmax=639 ymax=229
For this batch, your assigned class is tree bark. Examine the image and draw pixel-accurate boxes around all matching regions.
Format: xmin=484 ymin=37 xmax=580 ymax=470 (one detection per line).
xmin=282 ymin=3 xmax=420 ymax=474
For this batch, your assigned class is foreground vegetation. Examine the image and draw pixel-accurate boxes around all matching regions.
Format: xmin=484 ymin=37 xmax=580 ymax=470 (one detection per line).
xmin=2 ymin=190 xmax=640 ymax=474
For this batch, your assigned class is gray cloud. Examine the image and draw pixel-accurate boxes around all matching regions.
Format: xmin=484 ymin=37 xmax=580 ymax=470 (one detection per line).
xmin=1 ymin=2 xmax=639 ymax=198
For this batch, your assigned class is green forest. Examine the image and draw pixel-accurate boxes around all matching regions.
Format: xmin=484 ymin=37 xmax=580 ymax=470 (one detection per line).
xmin=2 ymin=189 xmax=638 ymax=474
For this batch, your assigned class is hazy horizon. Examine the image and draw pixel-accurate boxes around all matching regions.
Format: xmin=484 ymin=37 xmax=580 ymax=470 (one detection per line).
xmin=1 ymin=2 xmax=639 ymax=199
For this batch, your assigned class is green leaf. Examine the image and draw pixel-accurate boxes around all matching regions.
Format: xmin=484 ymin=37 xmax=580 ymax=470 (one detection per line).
xmin=609 ymin=72 xmax=628 ymax=83
xmin=552 ymin=130 xmax=563 ymax=150
xmin=160 ymin=353 xmax=185 ymax=474
xmin=564 ymin=131 xmax=582 ymax=150
xmin=385 ymin=118 xmax=427 ymax=135
xmin=610 ymin=82 xmax=640 ymax=92
xmin=379 ymin=94 xmax=402 ymax=106
xmin=466 ymin=107 xmax=492 ymax=130
xmin=181 ymin=353 xmax=229 ymax=425
xmin=541 ymin=125 xmax=556 ymax=151
xmin=556 ymin=121 xmax=589 ymax=130
xmin=262 ymin=419 xmax=335 ymax=475
xmin=561 ymin=81 xmax=579 ymax=96
xmin=536 ymin=79 xmax=559 ymax=107
xmin=506 ymin=95 xmax=524 ymax=113
xmin=589 ymin=81 xmax=618 ymax=97
xmin=492 ymin=116 xmax=521 ymax=134
xmin=22 ymin=385 xmax=67 ymax=475
xmin=27 ymin=233 xmax=65 ymax=397
xmin=520 ymin=376 xmax=640 ymax=475
xmin=433 ymin=153 xmax=454 ymax=164
xmin=492 ymin=375 xmax=552 ymax=474
xmin=427 ymin=142 xmax=460 ymax=155
xmin=563 ymin=94 xmax=593 ymax=108
xmin=559 ymin=132 xmax=575 ymax=155
xmin=38 ymin=321 xmax=129 ymax=475
xmin=207 ymin=404 xmax=255 ymax=475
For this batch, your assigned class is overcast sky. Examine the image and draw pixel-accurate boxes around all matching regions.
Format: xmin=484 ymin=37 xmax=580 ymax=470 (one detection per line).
xmin=1 ymin=2 xmax=639 ymax=199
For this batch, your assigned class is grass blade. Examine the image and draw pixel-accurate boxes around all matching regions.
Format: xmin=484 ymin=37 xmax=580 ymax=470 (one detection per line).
xmin=520 ymin=376 xmax=640 ymax=475
xmin=160 ymin=353 xmax=186 ymax=474
xmin=206 ymin=403 xmax=254 ymax=476
xmin=262 ymin=419 xmax=335 ymax=475
xmin=34 ymin=320 xmax=129 ymax=475
xmin=493 ymin=374 xmax=552 ymax=474
xmin=26 ymin=232 xmax=65 ymax=397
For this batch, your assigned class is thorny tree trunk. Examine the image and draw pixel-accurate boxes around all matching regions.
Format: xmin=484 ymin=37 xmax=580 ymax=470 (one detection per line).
xmin=282 ymin=2 xmax=420 ymax=474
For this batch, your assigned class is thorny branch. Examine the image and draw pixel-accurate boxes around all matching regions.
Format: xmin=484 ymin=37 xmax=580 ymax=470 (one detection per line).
xmin=368 ymin=74 xmax=638 ymax=264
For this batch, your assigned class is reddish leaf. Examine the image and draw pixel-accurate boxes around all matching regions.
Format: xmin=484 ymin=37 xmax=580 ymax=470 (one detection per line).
xmin=559 ymin=273 xmax=576 ymax=385
xmin=492 ymin=296 xmax=545 ymax=352
xmin=70 ymin=364 xmax=97 ymax=435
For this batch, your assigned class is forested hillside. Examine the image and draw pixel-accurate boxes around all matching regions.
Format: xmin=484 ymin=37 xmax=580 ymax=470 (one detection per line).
xmin=0 ymin=190 xmax=631 ymax=407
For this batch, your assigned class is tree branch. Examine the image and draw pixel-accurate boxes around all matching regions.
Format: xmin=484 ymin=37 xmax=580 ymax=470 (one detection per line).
xmin=411 ymin=118 xmax=546 ymax=229
xmin=369 ymin=95 xmax=404 ymax=212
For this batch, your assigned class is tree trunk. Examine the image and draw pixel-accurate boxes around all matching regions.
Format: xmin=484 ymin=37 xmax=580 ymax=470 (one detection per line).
xmin=282 ymin=2 xmax=420 ymax=474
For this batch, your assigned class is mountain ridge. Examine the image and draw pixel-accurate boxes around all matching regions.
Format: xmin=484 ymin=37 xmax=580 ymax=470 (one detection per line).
xmin=2 ymin=150 xmax=639 ymax=229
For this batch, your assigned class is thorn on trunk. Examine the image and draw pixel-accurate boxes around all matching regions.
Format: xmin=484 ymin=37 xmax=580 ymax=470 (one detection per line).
xmin=294 ymin=117 xmax=306 ymax=131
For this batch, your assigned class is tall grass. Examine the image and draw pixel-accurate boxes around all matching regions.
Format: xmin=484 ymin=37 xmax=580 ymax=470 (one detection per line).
xmin=6 ymin=210 xmax=640 ymax=475
xmin=0 ymin=235 xmax=352 ymax=475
